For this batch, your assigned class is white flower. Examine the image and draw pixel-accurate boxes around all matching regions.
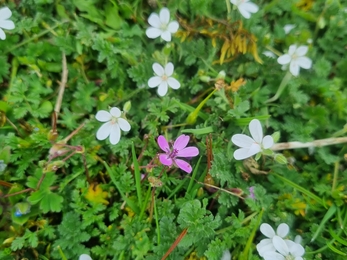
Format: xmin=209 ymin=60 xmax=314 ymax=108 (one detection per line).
xmin=95 ymin=107 xmax=131 ymax=145
xmin=283 ymin=24 xmax=295 ymax=34
xmin=145 ymin=7 xmax=179 ymax=42
xmin=0 ymin=7 xmax=15 ymax=40
xmin=221 ymin=250 xmax=231 ymax=260
xmin=79 ymin=254 xmax=92 ymax=260
xmin=277 ymin=45 xmax=312 ymax=76
xmin=231 ymin=119 xmax=274 ymax=160
xmin=263 ymin=51 xmax=276 ymax=59
xmin=262 ymin=237 xmax=305 ymax=260
xmin=230 ymin=0 xmax=259 ymax=19
xmin=148 ymin=62 xmax=180 ymax=96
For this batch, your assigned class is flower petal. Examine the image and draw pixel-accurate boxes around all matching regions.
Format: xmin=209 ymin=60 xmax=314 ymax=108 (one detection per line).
xmin=160 ymin=30 xmax=172 ymax=42
xmin=148 ymin=76 xmax=162 ymax=88
xmin=109 ymin=124 xmax=121 ymax=145
xmin=159 ymin=154 xmax=173 ymax=166
xmin=238 ymin=7 xmax=251 ymax=19
xmin=173 ymin=134 xmax=190 ymax=150
xmin=118 ymin=118 xmax=131 ymax=131
xmin=148 ymin=13 xmax=161 ymax=28
xmin=164 ymin=62 xmax=174 ymax=76
xmin=79 ymin=254 xmax=93 ymax=260
xmin=260 ymin=223 xmax=276 ymax=238
xmin=273 ymin=236 xmax=289 ymax=256
xmin=146 ymin=27 xmax=162 ymax=39
xmin=262 ymin=135 xmax=274 ymax=149
xmin=277 ymin=223 xmax=290 ymax=237
xmin=157 ymin=135 xmax=170 ymax=152
xmin=0 ymin=7 xmax=12 ymax=20
xmin=110 ymin=107 xmax=121 ymax=117
xmin=230 ymin=0 xmax=238 ymax=5
xmin=296 ymin=46 xmax=308 ymax=56
xmin=262 ymin=251 xmax=285 ymax=260
xmin=242 ymin=2 xmax=259 ymax=14
xmin=174 ymin=159 xmax=192 ymax=173
xmin=277 ymin=54 xmax=291 ymax=65
xmin=221 ymin=250 xmax=231 ymax=260
xmin=283 ymin=24 xmax=295 ymax=34
xmin=288 ymin=44 xmax=297 ymax=56
xmin=159 ymin=7 xmax=170 ymax=25
xmin=95 ymin=110 xmax=112 ymax=122
xmin=231 ymin=134 xmax=255 ymax=148
xmin=256 ymin=239 xmax=276 ymax=257
xmin=287 ymin=242 xmax=305 ymax=257
xmin=153 ymin=63 xmax=164 ymax=76
xmin=0 ymin=28 xmax=5 ymax=40
xmin=290 ymin=60 xmax=300 ymax=76
xmin=176 ymin=147 xmax=199 ymax=158
xmin=296 ymin=56 xmax=312 ymax=69
xmin=233 ymin=145 xmax=260 ymax=160
xmin=96 ymin=122 xmax=112 ymax=140
xmin=167 ymin=77 xmax=180 ymax=89
xmin=0 ymin=20 xmax=15 ymax=30
xmin=249 ymin=119 xmax=263 ymax=143
xmin=167 ymin=21 xmax=179 ymax=33
xmin=157 ymin=81 xmax=168 ymax=96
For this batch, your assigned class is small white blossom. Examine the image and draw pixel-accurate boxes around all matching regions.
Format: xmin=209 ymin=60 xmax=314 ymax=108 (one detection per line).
xmin=230 ymin=0 xmax=259 ymax=19
xmin=277 ymin=44 xmax=312 ymax=76
xmin=256 ymin=223 xmax=290 ymax=257
xmin=262 ymin=237 xmax=305 ymax=260
xmin=283 ymin=24 xmax=295 ymax=34
xmin=0 ymin=7 xmax=15 ymax=40
xmin=145 ymin=7 xmax=179 ymax=42
xmin=263 ymin=51 xmax=276 ymax=59
xmin=231 ymin=119 xmax=274 ymax=160
xmin=148 ymin=62 xmax=180 ymax=96
xmin=79 ymin=254 xmax=92 ymax=260
xmin=95 ymin=107 xmax=131 ymax=145
xmin=221 ymin=250 xmax=231 ymax=260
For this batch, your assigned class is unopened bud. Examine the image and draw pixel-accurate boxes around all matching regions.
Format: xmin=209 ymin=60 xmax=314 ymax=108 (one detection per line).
xmin=123 ymin=101 xmax=131 ymax=113
xmin=200 ymin=76 xmax=211 ymax=83
xmin=274 ymin=154 xmax=288 ymax=164
xmin=216 ymin=70 xmax=226 ymax=80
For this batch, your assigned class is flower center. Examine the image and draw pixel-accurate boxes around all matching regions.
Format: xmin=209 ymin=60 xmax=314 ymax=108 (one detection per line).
xmin=167 ymin=148 xmax=178 ymax=159
xmin=160 ymin=24 xmax=168 ymax=31
xmin=111 ymin=117 xmax=118 ymax=124
xmin=161 ymin=74 xmax=168 ymax=81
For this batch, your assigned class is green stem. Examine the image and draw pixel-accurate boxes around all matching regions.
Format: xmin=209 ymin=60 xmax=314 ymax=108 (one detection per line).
xmin=154 ymin=192 xmax=161 ymax=245
xmin=331 ymin=161 xmax=339 ymax=192
xmin=266 ymin=71 xmax=292 ymax=103
xmin=225 ymin=0 xmax=232 ymax=19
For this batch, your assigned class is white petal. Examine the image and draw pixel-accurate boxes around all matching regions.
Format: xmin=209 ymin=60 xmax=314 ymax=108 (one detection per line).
xmin=256 ymin=239 xmax=275 ymax=256
xmin=221 ymin=250 xmax=231 ymax=260
xmin=95 ymin=110 xmax=112 ymax=122
xmin=167 ymin=77 xmax=180 ymax=89
xmin=79 ymin=254 xmax=92 ymax=260
xmin=262 ymin=135 xmax=274 ymax=149
xmin=233 ymin=144 xmax=260 ymax=160
xmin=96 ymin=122 xmax=112 ymax=140
xmin=249 ymin=119 xmax=263 ymax=143
xmin=157 ymin=81 xmax=168 ymax=96
xmin=148 ymin=13 xmax=161 ymax=28
xmin=296 ymin=57 xmax=312 ymax=69
xmin=288 ymin=45 xmax=297 ymax=56
xmin=287 ymin=241 xmax=305 ymax=257
xmin=0 ymin=28 xmax=6 ymax=40
xmin=283 ymin=24 xmax=295 ymax=34
xmin=238 ymin=7 xmax=251 ymax=19
xmin=262 ymin=251 xmax=285 ymax=260
xmin=273 ymin=236 xmax=289 ymax=256
xmin=263 ymin=51 xmax=276 ymax=58
xmin=260 ymin=223 xmax=276 ymax=238
xmin=231 ymin=134 xmax=255 ymax=148
xmin=277 ymin=223 xmax=290 ymax=237
xmin=294 ymin=235 xmax=303 ymax=245
xmin=296 ymin=46 xmax=308 ymax=56
xmin=159 ymin=7 xmax=170 ymax=25
xmin=0 ymin=20 xmax=15 ymax=30
xmin=0 ymin=7 xmax=12 ymax=20
xmin=164 ymin=62 xmax=174 ymax=76
xmin=242 ymin=2 xmax=259 ymax=14
xmin=118 ymin=118 xmax=131 ymax=131
xmin=146 ymin=27 xmax=162 ymax=39
xmin=290 ymin=61 xmax=300 ymax=76
xmin=110 ymin=107 xmax=121 ymax=117
xmin=161 ymin=30 xmax=172 ymax=42
xmin=148 ymin=76 xmax=162 ymax=88
xmin=109 ymin=124 xmax=121 ymax=145
xmin=277 ymin=54 xmax=291 ymax=65
xmin=230 ymin=0 xmax=238 ymax=5
xmin=167 ymin=21 xmax=179 ymax=33
xmin=152 ymin=63 xmax=164 ymax=76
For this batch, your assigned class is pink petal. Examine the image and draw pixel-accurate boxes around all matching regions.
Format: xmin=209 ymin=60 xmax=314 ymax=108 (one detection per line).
xmin=175 ymin=159 xmax=192 ymax=173
xmin=173 ymin=134 xmax=190 ymax=150
xmin=159 ymin=154 xmax=173 ymax=166
xmin=95 ymin=110 xmax=112 ymax=122
xmin=176 ymin=147 xmax=199 ymax=158
xmin=157 ymin=135 xmax=170 ymax=152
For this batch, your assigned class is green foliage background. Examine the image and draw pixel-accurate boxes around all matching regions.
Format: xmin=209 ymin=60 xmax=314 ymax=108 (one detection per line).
xmin=0 ymin=0 xmax=347 ymax=259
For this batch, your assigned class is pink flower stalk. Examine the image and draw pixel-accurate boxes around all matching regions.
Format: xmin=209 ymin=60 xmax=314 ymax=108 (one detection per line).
xmin=157 ymin=134 xmax=199 ymax=173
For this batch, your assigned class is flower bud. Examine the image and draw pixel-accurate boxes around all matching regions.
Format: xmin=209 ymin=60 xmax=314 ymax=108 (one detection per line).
xmin=123 ymin=101 xmax=131 ymax=113
xmin=274 ymin=153 xmax=288 ymax=164
xmin=216 ymin=70 xmax=226 ymax=80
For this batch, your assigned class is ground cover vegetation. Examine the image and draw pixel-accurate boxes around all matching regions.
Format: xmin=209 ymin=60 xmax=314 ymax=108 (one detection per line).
xmin=0 ymin=0 xmax=347 ymax=259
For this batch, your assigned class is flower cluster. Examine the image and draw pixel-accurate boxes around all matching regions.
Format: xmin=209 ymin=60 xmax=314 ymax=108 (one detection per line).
xmin=0 ymin=7 xmax=15 ymax=40
xmin=257 ymin=223 xmax=305 ymax=260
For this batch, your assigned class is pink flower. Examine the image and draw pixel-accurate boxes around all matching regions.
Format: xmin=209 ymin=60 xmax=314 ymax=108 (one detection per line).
xmin=157 ymin=134 xmax=199 ymax=173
